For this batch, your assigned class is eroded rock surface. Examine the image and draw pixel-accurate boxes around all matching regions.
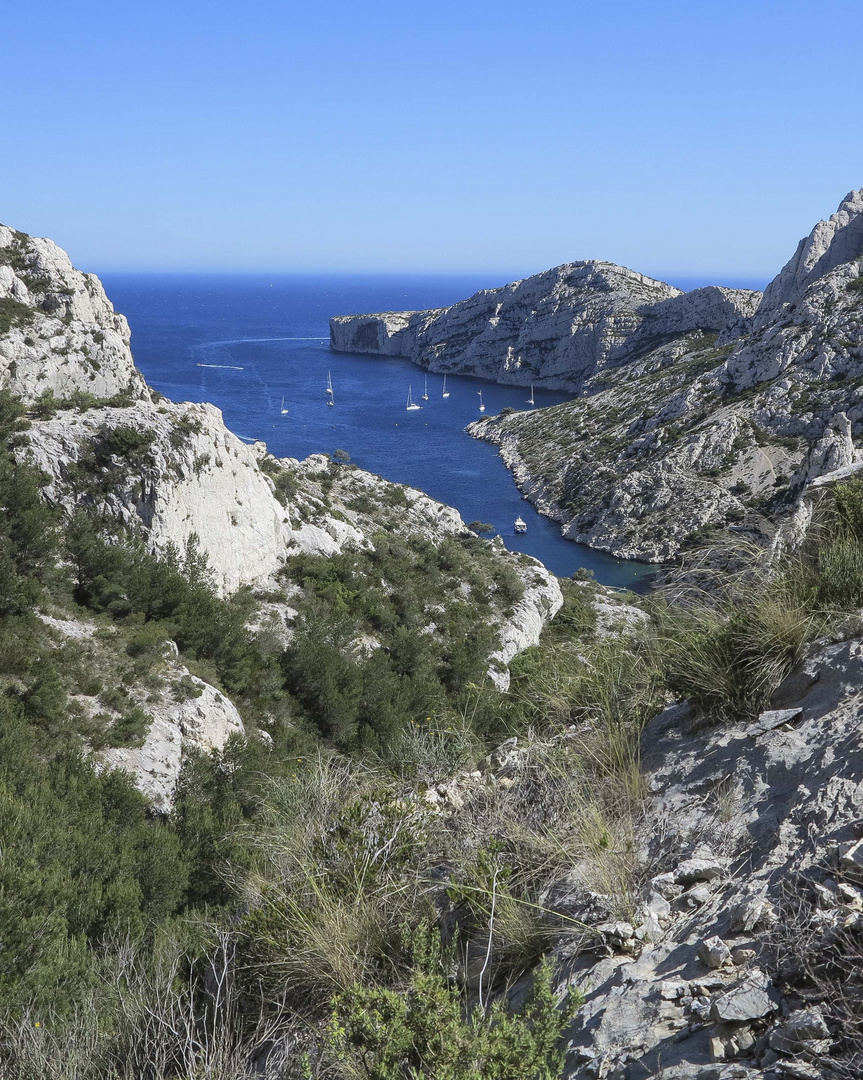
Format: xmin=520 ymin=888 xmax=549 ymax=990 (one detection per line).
xmin=330 ymin=263 xmax=759 ymax=391
xmin=0 ymin=224 xmax=147 ymax=402
xmin=554 ymin=636 xmax=863 ymax=1078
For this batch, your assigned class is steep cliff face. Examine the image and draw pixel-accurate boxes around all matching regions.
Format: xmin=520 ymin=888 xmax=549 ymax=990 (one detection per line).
xmin=466 ymin=190 xmax=863 ymax=561
xmin=0 ymin=225 xmax=147 ymax=403
xmin=330 ymin=262 xmax=760 ymax=391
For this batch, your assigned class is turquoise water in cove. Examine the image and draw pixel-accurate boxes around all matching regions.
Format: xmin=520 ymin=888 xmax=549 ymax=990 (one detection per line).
xmin=102 ymin=274 xmax=656 ymax=590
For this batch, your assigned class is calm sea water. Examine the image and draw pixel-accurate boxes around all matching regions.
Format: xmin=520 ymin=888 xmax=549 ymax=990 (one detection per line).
xmin=102 ymin=274 xmax=655 ymax=590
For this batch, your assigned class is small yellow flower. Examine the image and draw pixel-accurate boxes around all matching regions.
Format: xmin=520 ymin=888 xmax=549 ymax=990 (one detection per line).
xmin=34 ymin=1022 xmax=41 ymax=1028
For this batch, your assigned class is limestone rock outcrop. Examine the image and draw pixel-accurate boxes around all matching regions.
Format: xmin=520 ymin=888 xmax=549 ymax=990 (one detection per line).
xmin=758 ymin=188 xmax=863 ymax=313
xmin=330 ymin=263 xmax=760 ymax=391
xmin=553 ymin=635 xmax=863 ymax=1077
xmin=100 ymin=668 xmax=245 ymax=812
xmin=463 ymin=189 xmax=863 ymax=561
xmin=40 ymin=613 xmax=244 ymax=812
xmin=0 ymin=224 xmax=147 ymax=403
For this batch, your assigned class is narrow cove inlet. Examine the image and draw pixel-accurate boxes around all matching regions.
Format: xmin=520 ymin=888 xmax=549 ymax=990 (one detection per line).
xmin=103 ymin=272 xmax=655 ymax=590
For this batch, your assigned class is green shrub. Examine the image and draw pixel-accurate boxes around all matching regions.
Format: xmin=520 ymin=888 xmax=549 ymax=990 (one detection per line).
xmin=320 ymin=926 xmax=580 ymax=1080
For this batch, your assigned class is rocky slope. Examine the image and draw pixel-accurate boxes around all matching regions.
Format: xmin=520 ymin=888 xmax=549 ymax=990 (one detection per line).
xmin=0 ymin=224 xmax=565 ymax=804
xmin=554 ymin=628 xmax=863 ymax=1079
xmin=332 ymin=190 xmax=863 ymax=563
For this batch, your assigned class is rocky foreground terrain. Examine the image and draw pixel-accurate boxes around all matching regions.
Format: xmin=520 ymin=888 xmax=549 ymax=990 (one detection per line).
xmin=332 ymin=190 xmax=863 ymax=562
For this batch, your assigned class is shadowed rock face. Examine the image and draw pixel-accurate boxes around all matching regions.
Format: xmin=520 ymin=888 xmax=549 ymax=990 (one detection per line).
xmin=330 ymin=262 xmax=761 ymax=391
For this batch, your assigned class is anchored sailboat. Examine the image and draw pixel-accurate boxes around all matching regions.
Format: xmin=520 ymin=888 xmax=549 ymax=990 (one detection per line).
xmin=478 ymin=391 xmax=485 ymax=413
xmin=422 ymin=375 xmax=429 ymax=401
xmin=527 ymin=384 xmax=535 ymax=406
xmin=280 ymin=395 xmax=289 ymax=415
xmin=326 ymin=371 xmax=334 ymax=396
xmin=406 ymin=385 xmax=422 ymax=411
xmin=442 ymin=375 xmax=450 ymax=398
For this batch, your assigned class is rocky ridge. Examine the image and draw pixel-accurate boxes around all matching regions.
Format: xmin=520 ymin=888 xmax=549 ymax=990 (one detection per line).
xmin=332 ymin=190 xmax=863 ymax=563
xmin=0 ymin=224 xmax=146 ymax=403
xmin=330 ymin=262 xmax=759 ymax=392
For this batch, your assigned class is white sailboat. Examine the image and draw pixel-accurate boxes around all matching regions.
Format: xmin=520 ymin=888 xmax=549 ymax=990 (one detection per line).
xmin=478 ymin=391 xmax=485 ymax=413
xmin=326 ymin=371 xmax=334 ymax=396
xmin=406 ymin=385 xmax=422 ymax=411
xmin=527 ymin=384 xmax=535 ymax=406
xmin=280 ymin=395 xmax=289 ymax=415
xmin=442 ymin=375 xmax=450 ymax=398
xmin=422 ymin=375 xmax=429 ymax=401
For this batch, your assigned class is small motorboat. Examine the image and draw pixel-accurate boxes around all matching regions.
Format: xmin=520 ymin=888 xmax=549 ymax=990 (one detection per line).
xmin=514 ymin=517 xmax=527 ymax=533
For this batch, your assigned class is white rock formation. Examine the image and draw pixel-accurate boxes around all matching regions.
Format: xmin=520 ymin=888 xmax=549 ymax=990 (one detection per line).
xmin=24 ymin=401 xmax=298 ymax=595
xmin=330 ymin=262 xmax=760 ymax=391
xmin=39 ymin=612 xmax=244 ymax=810
xmin=759 ymin=188 xmax=863 ymax=313
xmin=457 ymin=189 xmax=863 ymax=560
xmin=487 ymin=545 xmax=563 ymax=690
xmin=101 ymin=670 xmax=245 ymax=812
xmin=0 ymin=224 xmax=147 ymax=402
xmin=554 ymin=634 xmax=863 ymax=1077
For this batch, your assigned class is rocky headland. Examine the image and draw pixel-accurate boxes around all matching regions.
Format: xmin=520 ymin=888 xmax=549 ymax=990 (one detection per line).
xmin=332 ymin=190 xmax=863 ymax=563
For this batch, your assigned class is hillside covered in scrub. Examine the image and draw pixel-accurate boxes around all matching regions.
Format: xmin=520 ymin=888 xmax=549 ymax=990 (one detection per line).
xmin=1 ymin=219 xmax=863 ymax=1080
xmin=333 ymin=190 xmax=863 ymax=563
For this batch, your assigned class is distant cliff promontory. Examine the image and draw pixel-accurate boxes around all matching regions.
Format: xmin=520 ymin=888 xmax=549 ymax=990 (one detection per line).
xmin=332 ymin=190 xmax=863 ymax=561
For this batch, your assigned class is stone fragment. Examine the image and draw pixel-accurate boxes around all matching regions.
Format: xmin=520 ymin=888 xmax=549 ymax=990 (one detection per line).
xmin=595 ymin=920 xmax=634 ymax=941
xmin=685 ymin=885 xmax=712 ymax=906
xmin=779 ymin=1063 xmax=822 ymax=1080
xmin=699 ymin=935 xmax=733 ymax=969
xmin=734 ymin=1027 xmax=755 ymax=1054
xmin=838 ymin=837 xmax=863 ymax=873
xmin=675 ymin=857 xmax=725 ymax=885
xmin=769 ymin=1013 xmax=831 ymax=1055
xmin=712 ymin=974 xmax=778 ymax=1023
xmin=709 ymin=1035 xmax=727 ymax=1062
xmin=651 ymin=872 xmax=683 ymax=900
xmin=729 ymin=896 xmax=778 ymax=934
xmin=838 ymin=882 xmax=863 ymax=909
xmin=745 ymin=707 xmax=803 ymax=736
xmin=731 ymin=947 xmax=757 ymax=966
xmin=811 ymin=881 xmax=838 ymax=908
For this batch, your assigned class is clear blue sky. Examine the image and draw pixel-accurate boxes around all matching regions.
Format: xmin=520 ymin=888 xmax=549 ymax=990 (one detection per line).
xmin=2 ymin=0 xmax=862 ymax=281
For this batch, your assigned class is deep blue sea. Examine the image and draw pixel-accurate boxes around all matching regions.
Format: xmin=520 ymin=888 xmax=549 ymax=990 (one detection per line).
xmin=102 ymin=274 xmax=656 ymax=590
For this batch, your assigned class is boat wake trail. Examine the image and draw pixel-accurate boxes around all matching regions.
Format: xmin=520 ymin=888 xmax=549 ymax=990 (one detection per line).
xmin=197 ymin=363 xmax=245 ymax=370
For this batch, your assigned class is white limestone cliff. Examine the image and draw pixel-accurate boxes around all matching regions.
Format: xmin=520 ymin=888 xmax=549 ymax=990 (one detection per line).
xmin=0 ymin=224 xmax=147 ymax=402
xmin=461 ymin=189 xmax=863 ymax=561
xmin=330 ymin=263 xmax=760 ymax=391
xmin=758 ymin=188 xmax=863 ymax=313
